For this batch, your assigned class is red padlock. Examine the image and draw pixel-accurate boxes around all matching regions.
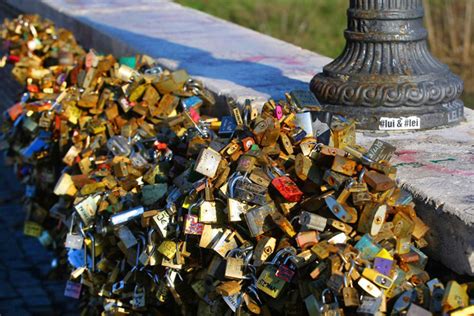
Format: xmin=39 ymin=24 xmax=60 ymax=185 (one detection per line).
xmin=271 ymin=176 xmax=303 ymax=202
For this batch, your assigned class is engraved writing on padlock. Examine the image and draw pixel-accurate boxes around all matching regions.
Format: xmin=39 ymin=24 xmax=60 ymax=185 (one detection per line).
xmin=234 ymin=179 xmax=268 ymax=205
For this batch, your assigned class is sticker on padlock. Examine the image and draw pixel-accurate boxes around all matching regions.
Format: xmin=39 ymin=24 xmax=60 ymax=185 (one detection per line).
xmin=275 ymin=255 xmax=296 ymax=283
xmin=355 ymin=234 xmax=382 ymax=260
xmin=256 ymin=265 xmax=287 ymax=298
xmin=227 ymin=198 xmax=249 ymax=222
xmin=365 ymin=139 xmax=396 ymax=163
xmin=184 ymin=214 xmax=203 ymax=235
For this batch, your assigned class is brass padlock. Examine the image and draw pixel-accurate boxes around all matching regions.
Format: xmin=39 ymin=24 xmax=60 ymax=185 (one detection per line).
xmin=194 ymin=148 xmax=222 ymax=178
xmin=224 ymin=256 xmax=245 ymax=280
xmin=342 ymin=263 xmax=360 ymax=307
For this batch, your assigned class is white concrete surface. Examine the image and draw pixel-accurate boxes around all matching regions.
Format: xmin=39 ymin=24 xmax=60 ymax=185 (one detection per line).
xmin=7 ymin=0 xmax=473 ymax=275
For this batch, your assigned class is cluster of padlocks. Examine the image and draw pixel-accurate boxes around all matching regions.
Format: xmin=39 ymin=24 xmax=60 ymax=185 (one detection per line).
xmin=1 ymin=14 xmax=472 ymax=316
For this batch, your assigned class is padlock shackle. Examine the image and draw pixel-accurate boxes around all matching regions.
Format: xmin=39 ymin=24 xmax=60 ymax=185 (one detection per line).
xmin=86 ymin=232 xmax=95 ymax=272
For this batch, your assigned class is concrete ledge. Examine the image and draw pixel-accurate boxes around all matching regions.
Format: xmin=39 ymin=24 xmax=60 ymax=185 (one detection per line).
xmin=6 ymin=0 xmax=474 ymax=275
xmin=358 ymin=112 xmax=474 ymax=275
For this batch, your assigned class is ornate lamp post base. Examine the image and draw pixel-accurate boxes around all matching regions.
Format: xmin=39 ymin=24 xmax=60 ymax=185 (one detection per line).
xmin=310 ymin=0 xmax=464 ymax=131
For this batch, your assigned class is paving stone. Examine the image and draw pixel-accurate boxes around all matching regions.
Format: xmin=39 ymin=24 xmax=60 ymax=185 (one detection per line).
xmin=4 ymin=258 xmax=33 ymax=270
xmin=24 ymin=294 xmax=52 ymax=307
xmin=8 ymin=270 xmax=41 ymax=286
xmin=0 ymin=283 xmax=17 ymax=299
xmin=0 ymin=307 xmax=32 ymax=316
xmin=17 ymin=286 xmax=48 ymax=299
xmin=0 ymin=298 xmax=26 ymax=313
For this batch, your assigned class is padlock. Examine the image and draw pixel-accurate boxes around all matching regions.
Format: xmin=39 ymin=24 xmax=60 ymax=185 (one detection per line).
xmin=225 ymin=256 xmax=245 ymax=280
xmin=349 ymin=182 xmax=371 ymax=206
xmin=131 ymin=284 xmax=146 ymax=309
xmin=151 ymin=210 xmax=170 ymax=238
xmin=357 ymin=277 xmax=382 ymax=298
xmin=362 ymin=268 xmax=393 ymax=290
xmin=320 ymin=289 xmax=343 ymax=316
xmin=288 ymin=90 xmax=321 ymax=110
xmin=194 ymin=148 xmax=222 ymax=178
xmin=236 ymin=153 xmax=257 ymax=174
xmin=331 ymin=119 xmax=355 ymax=149
xmin=357 ymin=296 xmax=382 ymax=315
xmin=271 ymin=175 xmax=303 ymax=202
xmin=442 ymin=280 xmax=469 ymax=313
xmin=342 ymin=263 xmax=360 ymax=307
xmin=299 ymin=211 xmax=327 ymax=232
xmin=311 ymin=240 xmax=336 ymax=260
xmin=64 ymin=280 xmax=83 ymax=299
xmin=200 ymin=200 xmax=218 ymax=223
xmin=244 ymin=203 xmax=277 ymax=237
xmin=331 ymin=155 xmax=356 ymax=176
xmin=216 ymin=280 xmax=242 ymax=297
xmin=426 ymin=278 xmax=445 ymax=313
xmin=357 ymin=203 xmax=386 ymax=236
xmin=392 ymin=211 xmax=415 ymax=238
xmin=256 ymin=265 xmax=287 ymax=298
xmin=275 ymin=255 xmax=297 ymax=283
xmin=325 ymin=195 xmax=357 ymax=224
xmin=65 ymin=213 xmax=84 ymax=250
xmin=233 ymin=177 xmax=268 ymax=205
xmin=249 ymin=168 xmax=272 ymax=187
xmin=295 ymin=231 xmax=319 ymax=250
xmin=253 ymin=236 xmax=276 ymax=266
xmin=110 ymin=205 xmax=144 ymax=226
xmin=354 ymin=234 xmax=382 ymax=260
xmin=271 ymin=212 xmax=296 ymax=237
xmin=157 ymin=240 xmax=177 ymax=260
xmin=363 ymin=170 xmax=395 ymax=192
xmin=373 ymin=248 xmax=394 ymax=276
xmin=210 ymin=229 xmax=238 ymax=257
xmin=116 ymin=225 xmax=138 ymax=249
xmin=365 ymin=139 xmax=396 ymax=163
xmin=227 ymin=198 xmax=248 ymax=222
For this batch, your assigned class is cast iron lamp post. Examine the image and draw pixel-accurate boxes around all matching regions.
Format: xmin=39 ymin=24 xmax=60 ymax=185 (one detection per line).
xmin=310 ymin=0 xmax=464 ymax=130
